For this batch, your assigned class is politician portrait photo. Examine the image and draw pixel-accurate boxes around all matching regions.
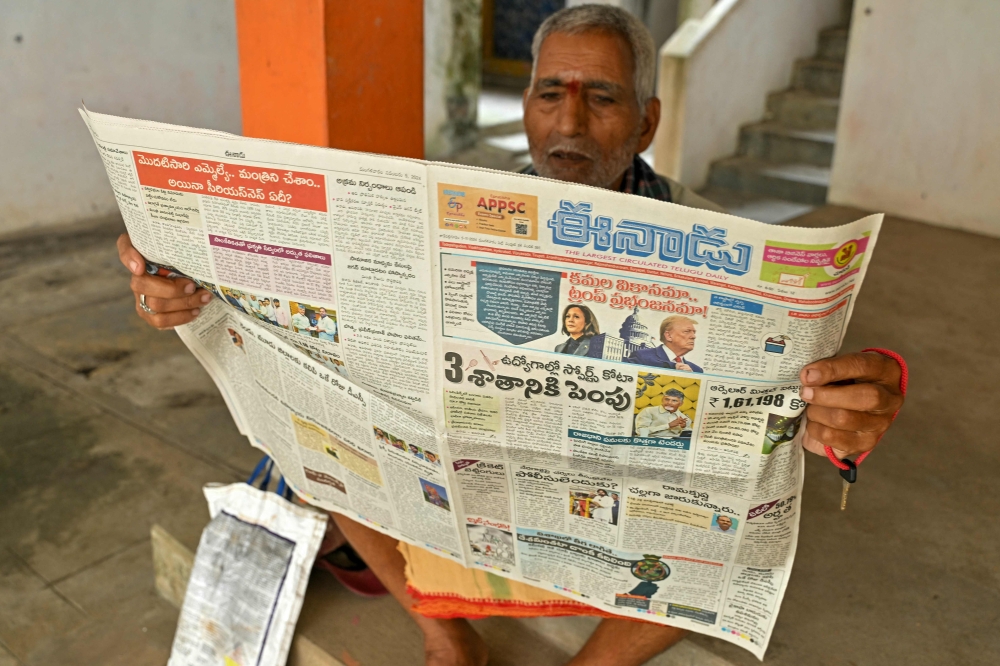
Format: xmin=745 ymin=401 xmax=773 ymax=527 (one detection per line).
xmin=711 ymin=514 xmax=738 ymax=534
xmin=554 ymin=304 xmax=600 ymax=356
xmin=633 ymin=374 xmax=699 ymax=441
xmin=634 ymin=388 xmax=691 ymax=439
xmin=626 ymin=315 xmax=704 ymax=372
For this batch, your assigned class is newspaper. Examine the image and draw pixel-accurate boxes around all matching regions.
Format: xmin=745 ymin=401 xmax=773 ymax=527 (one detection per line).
xmin=83 ymin=108 xmax=882 ymax=659
xmin=170 ymin=482 xmax=327 ymax=666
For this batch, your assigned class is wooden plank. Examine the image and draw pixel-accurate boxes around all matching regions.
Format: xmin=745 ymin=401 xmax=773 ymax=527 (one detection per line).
xmin=288 ymin=636 xmax=347 ymax=666
xmin=151 ymin=523 xmax=194 ymax=609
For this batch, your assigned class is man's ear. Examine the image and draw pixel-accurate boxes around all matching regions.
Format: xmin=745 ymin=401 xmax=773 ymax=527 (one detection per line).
xmin=636 ymin=96 xmax=661 ymax=153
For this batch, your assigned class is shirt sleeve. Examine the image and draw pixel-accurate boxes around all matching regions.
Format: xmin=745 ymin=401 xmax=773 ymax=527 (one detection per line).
xmin=635 ymin=407 xmax=653 ymax=431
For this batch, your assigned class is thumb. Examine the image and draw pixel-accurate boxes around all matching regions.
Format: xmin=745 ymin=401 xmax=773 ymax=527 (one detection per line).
xmin=116 ymin=234 xmax=146 ymax=275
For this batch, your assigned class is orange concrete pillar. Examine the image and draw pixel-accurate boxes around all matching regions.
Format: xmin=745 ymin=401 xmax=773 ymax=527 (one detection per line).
xmin=235 ymin=0 xmax=329 ymax=147
xmin=325 ymin=2 xmax=424 ymax=158
xmin=235 ymin=0 xmax=423 ymax=158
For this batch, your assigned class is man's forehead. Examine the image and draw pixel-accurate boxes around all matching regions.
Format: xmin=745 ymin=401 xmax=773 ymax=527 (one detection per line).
xmin=536 ymin=73 xmax=622 ymax=93
xmin=533 ymin=30 xmax=635 ymax=89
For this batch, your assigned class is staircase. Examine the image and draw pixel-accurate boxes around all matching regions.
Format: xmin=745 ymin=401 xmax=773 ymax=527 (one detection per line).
xmin=699 ymin=24 xmax=850 ymax=224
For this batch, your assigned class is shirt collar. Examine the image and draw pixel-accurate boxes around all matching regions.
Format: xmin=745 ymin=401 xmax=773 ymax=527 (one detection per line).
xmin=617 ymin=156 xmax=639 ymax=194
xmin=659 ymin=344 xmax=683 ymax=361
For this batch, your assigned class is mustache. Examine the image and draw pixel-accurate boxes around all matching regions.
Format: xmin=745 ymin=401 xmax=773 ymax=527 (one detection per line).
xmin=544 ymin=141 xmax=601 ymax=161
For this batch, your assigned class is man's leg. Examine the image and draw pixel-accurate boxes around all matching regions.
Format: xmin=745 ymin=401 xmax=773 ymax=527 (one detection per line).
xmin=331 ymin=514 xmax=488 ymax=666
xmin=567 ymin=618 xmax=688 ymax=666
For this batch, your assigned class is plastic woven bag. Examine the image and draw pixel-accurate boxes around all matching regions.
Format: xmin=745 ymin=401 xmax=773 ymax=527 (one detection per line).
xmin=168 ymin=457 xmax=327 ymax=666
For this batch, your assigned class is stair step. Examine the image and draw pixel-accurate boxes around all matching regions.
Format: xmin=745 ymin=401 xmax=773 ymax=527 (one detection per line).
xmin=707 ymin=157 xmax=830 ymax=205
xmin=817 ymin=26 xmax=849 ymax=61
xmin=697 ymin=188 xmax=815 ymax=225
xmin=765 ymin=89 xmax=840 ymax=129
xmin=739 ymin=121 xmax=836 ymax=167
xmin=793 ymin=58 xmax=844 ymax=96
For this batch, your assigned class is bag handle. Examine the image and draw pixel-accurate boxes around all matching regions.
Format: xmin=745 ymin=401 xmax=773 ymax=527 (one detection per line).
xmin=247 ymin=455 xmax=293 ymax=500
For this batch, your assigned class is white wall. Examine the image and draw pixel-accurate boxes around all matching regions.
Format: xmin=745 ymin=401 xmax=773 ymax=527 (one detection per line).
xmin=655 ymin=0 xmax=842 ymax=188
xmin=0 ymin=0 xmax=241 ymax=236
xmin=829 ymin=0 xmax=1000 ymax=237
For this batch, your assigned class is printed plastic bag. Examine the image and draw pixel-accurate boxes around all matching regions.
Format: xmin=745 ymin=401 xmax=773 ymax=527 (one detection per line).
xmin=168 ymin=457 xmax=327 ymax=666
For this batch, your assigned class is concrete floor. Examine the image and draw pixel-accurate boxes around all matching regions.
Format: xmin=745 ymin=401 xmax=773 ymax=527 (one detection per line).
xmin=1 ymin=205 xmax=998 ymax=665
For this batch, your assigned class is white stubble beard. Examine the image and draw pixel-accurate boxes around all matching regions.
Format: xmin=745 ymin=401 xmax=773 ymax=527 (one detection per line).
xmin=530 ymin=124 xmax=642 ymax=189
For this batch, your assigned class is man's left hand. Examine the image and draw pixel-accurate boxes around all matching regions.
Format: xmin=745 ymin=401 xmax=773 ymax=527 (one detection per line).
xmin=799 ymin=352 xmax=904 ymax=459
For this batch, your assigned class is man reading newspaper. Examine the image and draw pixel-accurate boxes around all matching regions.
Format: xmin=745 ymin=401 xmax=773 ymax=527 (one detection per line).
xmin=114 ymin=6 xmax=904 ymax=665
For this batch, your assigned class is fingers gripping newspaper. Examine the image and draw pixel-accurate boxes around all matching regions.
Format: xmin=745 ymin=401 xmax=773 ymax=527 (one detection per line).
xmin=83 ymin=109 xmax=882 ymax=659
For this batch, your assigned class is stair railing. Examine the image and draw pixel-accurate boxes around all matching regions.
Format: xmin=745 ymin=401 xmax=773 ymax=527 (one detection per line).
xmin=652 ymin=0 xmax=841 ymax=189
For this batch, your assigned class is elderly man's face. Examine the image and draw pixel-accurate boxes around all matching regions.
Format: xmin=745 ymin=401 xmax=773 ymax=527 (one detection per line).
xmin=716 ymin=516 xmax=733 ymax=531
xmin=524 ymin=30 xmax=659 ymax=189
xmin=661 ymin=394 xmax=683 ymax=412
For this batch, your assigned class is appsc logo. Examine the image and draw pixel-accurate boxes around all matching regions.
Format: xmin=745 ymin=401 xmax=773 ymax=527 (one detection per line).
xmin=437 ymin=183 xmax=538 ymax=240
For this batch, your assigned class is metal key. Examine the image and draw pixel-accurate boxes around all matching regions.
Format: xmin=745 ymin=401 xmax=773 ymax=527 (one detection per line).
xmin=839 ymin=458 xmax=857 ymax=511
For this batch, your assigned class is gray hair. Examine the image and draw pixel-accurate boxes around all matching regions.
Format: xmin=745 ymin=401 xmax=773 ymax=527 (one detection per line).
xmin=530 ymin=4 xmax=656 ymax=106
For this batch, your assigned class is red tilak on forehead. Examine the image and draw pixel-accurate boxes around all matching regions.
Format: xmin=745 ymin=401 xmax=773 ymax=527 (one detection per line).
xmin=566 ymin=79 xmax=581 ymax=95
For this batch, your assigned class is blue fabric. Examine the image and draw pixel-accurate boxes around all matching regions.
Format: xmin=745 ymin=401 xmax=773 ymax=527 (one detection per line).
xmin=247 ymin=455 xmax=292 ymax=499
xmin=247 ymin=456 xmax=270 ymax=486
xmin=626 ymin=346 xmax=704 ymax=373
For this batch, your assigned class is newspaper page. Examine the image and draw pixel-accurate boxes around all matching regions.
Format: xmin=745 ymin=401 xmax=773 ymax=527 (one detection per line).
xmin=170 ymin=483 xmax=326 ymax=666
xmin=83 ymin=108 xmax=882 ymax=659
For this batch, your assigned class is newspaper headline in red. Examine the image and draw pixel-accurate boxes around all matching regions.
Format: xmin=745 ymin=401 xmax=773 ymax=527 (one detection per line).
xmin=788 ymin=298 xmax=849 ymax=319
xmin=132 ymin=152 xmax=327 ymax=212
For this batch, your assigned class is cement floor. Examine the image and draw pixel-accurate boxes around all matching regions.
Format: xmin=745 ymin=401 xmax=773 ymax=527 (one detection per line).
xmin=0 ymin=206 xmax=997 ymax=665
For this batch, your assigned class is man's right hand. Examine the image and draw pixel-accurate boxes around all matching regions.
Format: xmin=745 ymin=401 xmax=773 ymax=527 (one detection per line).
xmin=117 ymin=233 xmax=212 ymax=330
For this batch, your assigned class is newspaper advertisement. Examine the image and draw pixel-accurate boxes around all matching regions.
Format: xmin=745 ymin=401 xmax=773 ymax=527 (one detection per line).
xmin=83 ymin=108 xmax=882 ymax=659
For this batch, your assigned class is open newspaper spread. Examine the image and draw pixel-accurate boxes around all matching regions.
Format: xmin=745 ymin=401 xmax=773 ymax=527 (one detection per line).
xmin=83 ymin=108 xmax=882 ymax=659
